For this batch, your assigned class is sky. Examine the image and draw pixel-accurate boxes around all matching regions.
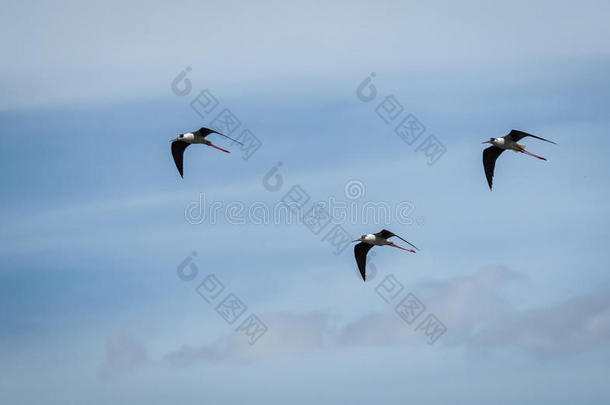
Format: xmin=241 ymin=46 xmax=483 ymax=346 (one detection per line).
xmin=1 ymin=0 xmax=610 ymax=403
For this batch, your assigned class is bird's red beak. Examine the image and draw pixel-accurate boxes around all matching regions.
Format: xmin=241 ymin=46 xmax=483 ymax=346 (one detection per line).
xmin=389 ymin=242 xmax=416 ymax=253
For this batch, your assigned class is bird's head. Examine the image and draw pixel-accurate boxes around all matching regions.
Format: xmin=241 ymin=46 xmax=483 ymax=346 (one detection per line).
xmin=482 ymin=137 xmax=495 ymax=144
xmin=352 ymin=235 xmax=366 ymax=243
xmin=179 ymin=133 xmax=195 ymax=142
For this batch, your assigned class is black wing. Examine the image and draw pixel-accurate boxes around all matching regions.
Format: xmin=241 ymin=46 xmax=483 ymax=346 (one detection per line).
xmin=193 ymin=127 xmax=219 ymax=138
xmin=374 ymin=229 xmax=419 ymax=251
xmin=507 ymin=129 xmax=556 ymax=144
xmin=375 ymin=229 xmax=395 ymax=239
xmin=195 ymin=127 xmax=244 ymax=146
xmin=354 ymin=242 xmax=374 ymax=281
xmin=171 ymin=140 xmax=190 ymax=178
xmin=483 ymin=146 xmax=504 ymax=190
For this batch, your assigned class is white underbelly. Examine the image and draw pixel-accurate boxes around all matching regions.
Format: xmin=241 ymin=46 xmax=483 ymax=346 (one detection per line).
xmin=493 ymin=139 xmax=518 ymax=150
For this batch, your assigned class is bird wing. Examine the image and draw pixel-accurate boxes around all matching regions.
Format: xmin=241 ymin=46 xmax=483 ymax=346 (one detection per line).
xmin=375 ymin=229 xmax=419 ymax=250
xmin=354 ymin=242 xmax=374 ymax=281
xmin=375 ymin=229 xmax=395 ymax=239
xmin=171 ymin=140 xmax=190 ymax=178
xmin=193 ymin=127 xmax=218 ymax=138
xmin=195 ymin=127 xmax=244 ymax=146
xmin=483 ymin=146 xmax=504 ymax=190
xmin=507 ymin=129 xmax=556 ymax=144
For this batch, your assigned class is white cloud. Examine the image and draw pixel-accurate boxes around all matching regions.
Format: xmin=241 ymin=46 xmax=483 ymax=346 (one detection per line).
xmin=2 ymin=0 xmax=609 ymax=108
xmin=476 ymin=293 xmax=610 ymax=354
xmin=161 ymin=267 xmax=610 ymax=364
xmin=104 ymin=332 xmax=148 ymax=370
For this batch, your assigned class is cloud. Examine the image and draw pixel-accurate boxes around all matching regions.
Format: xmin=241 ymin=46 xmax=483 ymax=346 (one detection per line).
xmin=104 ymin=332 xmax=148 ymax=370
xmin=164 ymin=312 xmax=334 ymax=365
xmin=476 ymin=293 xmax=610 ymax=355
xmin=3 ymin=0 xmax=610 ymax=108
xmin=162 ymin=267 xmax=610 ymax=364
xmin=411 ymin=266 xmax=610 ymax=354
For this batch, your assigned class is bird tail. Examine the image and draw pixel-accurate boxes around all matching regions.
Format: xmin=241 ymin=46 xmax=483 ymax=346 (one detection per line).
xmin=518 ymin=143 xmax=526 ymax=150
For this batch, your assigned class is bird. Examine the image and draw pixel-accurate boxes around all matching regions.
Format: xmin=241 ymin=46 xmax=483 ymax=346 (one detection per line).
xmin=170 ymin=127 xmax=244 ymax=178
xmin=352 ymin=229 xmax=418 ymax=281
xmin=482 ymin=129 xmax=556 ymax=190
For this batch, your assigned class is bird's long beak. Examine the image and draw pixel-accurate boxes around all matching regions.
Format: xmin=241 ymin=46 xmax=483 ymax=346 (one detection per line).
xmin=351 ymin=239 xmax=360 ymax=243
xmin=482 ymin=141 xmax=491 ymax=144
xmin=389 ymin=242 xmax=416 ymax=253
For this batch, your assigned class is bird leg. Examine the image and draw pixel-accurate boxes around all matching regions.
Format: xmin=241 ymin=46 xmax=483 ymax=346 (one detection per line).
xmin=208 ymin=142 xmax=231 ymax=153
xmin=519 ymin=149 xmax=546 ymax=160
xmin=389 ymin=242 xmax=416 ymax=253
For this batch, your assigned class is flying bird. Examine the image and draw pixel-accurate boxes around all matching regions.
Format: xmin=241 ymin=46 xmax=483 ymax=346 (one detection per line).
xmin=482 ymin=129 xmax=556 ymax=190
xmin=171 ymin=127 xmax=243 ymax=178
xmin=353 ymin=229 xmax=418 ymax=281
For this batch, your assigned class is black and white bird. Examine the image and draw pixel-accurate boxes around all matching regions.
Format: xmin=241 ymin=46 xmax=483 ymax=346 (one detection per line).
xmin=171 ymin=127 xmax=243 ymax=178
xmin=353 ymin=229 xmax=418 ymax=281
xmin=482 ymin=129 xmax=556 ymax=190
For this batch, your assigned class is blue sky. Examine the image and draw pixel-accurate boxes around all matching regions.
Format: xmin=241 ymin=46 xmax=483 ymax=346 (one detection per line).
xmin=1 ymin=1 xmax=610 ymax=404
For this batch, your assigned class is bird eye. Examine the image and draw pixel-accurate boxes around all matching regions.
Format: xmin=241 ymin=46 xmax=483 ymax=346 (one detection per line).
xmin=179 ymin=135 xmax=183 ymax=138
